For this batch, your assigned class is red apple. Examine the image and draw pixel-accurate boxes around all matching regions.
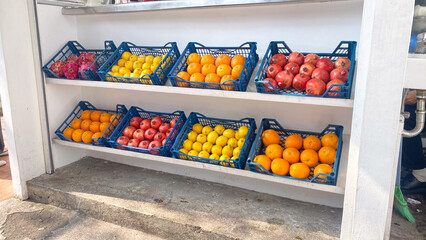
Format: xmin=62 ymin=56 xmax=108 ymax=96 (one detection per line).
xmin=144 ymin=128 xmax=157 ymax=141
xmin=129 ymin=117 xmax=143 ymax=128
xmin=151 ymin=116 xmax=164 ymax=130
xmin=133 ymin=129 xmax=145 ymax=141
xmin=122 ymin=126 xmax=136 ymax=139
xmin=159 ymin=123 xmax=170 ymax=133
xmin=262 ymin=78 xmax=278 ymax=92
xmin=270 ymin=54 xmax=287 ymax=67
xmin=170 ymin=118 xmax=179 ymax=128
xmin=116 ymin=136 xmax=129 ymax=146
xmin=266 ymin=64 xmax=282 ymax=79
xmin=128 ymin=139 xmax=140 ymax=147
xmin=140 ymin=119 xmax=151 ymax=130
xmin=275 ymin=70 xmax=293 ymax=89
xmin=138 ymin=140 xmax=150 ymax=149
xmin=154 ymin=132 xmax=166 ymax=142
xmin=292 ymin=73 xmax=311 ymax=91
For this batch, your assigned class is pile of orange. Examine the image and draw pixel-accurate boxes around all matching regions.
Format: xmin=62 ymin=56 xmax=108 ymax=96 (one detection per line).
xmin=176 ymin=53 xmax=246 ymax=90
xmin=62 ymin=110 xmax=117 ymax=144
xmin=253 ymin=129 xmax=339 ymax=182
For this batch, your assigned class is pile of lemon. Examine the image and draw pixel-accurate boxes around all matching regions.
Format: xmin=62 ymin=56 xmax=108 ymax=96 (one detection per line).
xmin=108 ymin=51 xmax=167 ymax=78
xmin=179 ymin=123 xmax=250 ymax=165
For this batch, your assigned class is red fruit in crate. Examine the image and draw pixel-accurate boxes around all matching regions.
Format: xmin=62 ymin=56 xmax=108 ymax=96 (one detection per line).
xmin=64 ymin=63 xmax=79 ymax=79
xmin=78 ymin=61 xmax=96 ymax=72
xmin=266 ymin=64 xmax=282 ymax=79
xmin=66 ymin=54 xmax=78 ymax=64
xmin=128 ymin=139 xmax=140 ymax=147
xmin=292 ymin=73 xmax=311 ymax=91
xmin=170 ymin=118 xmax=179 ymax=128
xmin=306 ymin=79 xmax=326 ymax=96
xmin=330 ymin=68 xmax=349 ymax=82
xmin=270 ymin=54 xmax=287 ymax=67
xmin=151 ymin=116 xmax=164 ymax=130
xmin=50 ymin=60 xmax=66 ymax=77
xmin=311 ymin=68 xmax=330 ymax=83
xmin=162 ymin=139 xmax=166 ymax=146
xmin=166 ymin=128 xmax=172 ymax=138
xmin=144 ymin=128 xmax=157 ymax=141
xmin=140 ymin=119 xmax=151 ymax=130
xmin=159 ymin=123 xmax=170 ymax=133
xmin=284 ymin=63 xmax=300 ymax=76
xmin=139 ymin=140 xmax=150 ymax=149
xmin=304 ymin=53 xmax=320 ymax=65
xmin=149 ymin=140 xmax=162 ymax=149
xmin=275 ymin=70 xmax=294 ymax=89
xmin=326 ymin=79 xmax=345 ymax=97
xmin=78 ymin=52 xmax=96 ymax=65
xmin=123 ymin=126 xmax=136 ymax=139
xmin=133 ymin=129 xmax=145 ymax=141
xmin=299 ymin=63 xmax=315 ymax=77
xmin=117 ymin=136 xmax=129 ymax=146
xmin=334 ymin=57 xmax=351 ymax=70
xmin=316 ymin=58 xmax=334 ymax=72
xmin=288 ymin=52 xmax=304 ymax=66
xmin=262 ymin=78 xmax=278 ymax=92
xmin=130 ymin=117 xmax=143 ymax=129
xmin=154 ymin=132 xmax=166 ymax=142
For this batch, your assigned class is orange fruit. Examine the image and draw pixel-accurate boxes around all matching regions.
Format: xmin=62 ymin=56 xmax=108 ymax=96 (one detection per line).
xmin=201 ymin=63 xmax=216 ymax=76
xmin=231 ymin=64 xmax=244 ymax=79
xmin=81 ymin=110 xmax=92 ymax=120
xmin=271 ymin=158 xmax=289 ymax=176
xmin=187 ymin=62 xmax=202 ymax=75
xmin=265 ymin=144 xmax=284 ymax=160
xmin=110 ymin=114 xmax=116 ymax=123
xmin=100 ymin=112 xmax=112 ymax=123
xmin=289 ymin=163 xmax=310 ymax=179
xmin=220 ymin=75 xmax=235 ymax=90
xmin=284 ymin=134 xmax=303 ymax=150
xmin=318 ymin=146 xmax=336 ymax=164
xmin=63 ymin=128 xmax=74 ymax=139
xmin=215 ymin=54 xmax=231 ymax=67
xmin=262 ymin=129 xmax=280 ymax=146
xmin=205 ymin=73 xmax=221 ymax=84
xmin=303 ymin=136 xmax=322 ymax=151
xmin=90 ymin=111 xmax=102 ymax=122
xmin=81 ymin=119 xmax=92 ymax=131
xmin=176 ymin=71 xmax=190 ymax=87
xmin=70 ymin=119 xmax=82 ymax=130
xmin=216 ymin=64 xmax=232 ymax=78
xmin=71 ymin=129 xmax=84 ymax=142
xmin=190 ymin=73 xmax=205 ymax=87
xmin=313 ymin=164 xmax=333 ymax=182
xmin=89 ymin=121 xmax=101 ymax=133
xmin=321 ymin=133 xmax=339 ymax=149
xmin=282 ymin=147 xmax=300 ymax=164
xmin=231 ymin=54 xmax=246 ymax=68
xmin=187 ymin=53 xmax=201 ymax=64
xmin=201 ymin=54 xmax=215 ymax=66
xmin=92 ymin=131 xmax=103 ymax=141
xmin=253 ymin=155 xmax=272 ymax=171
xmin=82 ymin=131 xmax=94 ymax=144
xmin=99 ymin=122 xmax=110 ymax=133
xmin=300 ymin=149 xmax=319 ymax=167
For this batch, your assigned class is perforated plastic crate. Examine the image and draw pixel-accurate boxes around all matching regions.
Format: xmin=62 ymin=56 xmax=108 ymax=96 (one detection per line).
xmin=247 ymin=119 xmax=343 ymax=185
xmin=55 ymin=101 xmax=127 ymax=147
xmin=168 ymin=42 xmax=259 ymax=91
xmin=171 ymin=112 xmax=256 ymax=169
xmin=254 ymin=41 xmax=357 ymax=99
xmin=108 ymin=107 xmax=186 ymax=157
xmin=42 ymin=41 xmax=116 ymax=80
xmin=98 ymin=42 xmax=180 ymax=85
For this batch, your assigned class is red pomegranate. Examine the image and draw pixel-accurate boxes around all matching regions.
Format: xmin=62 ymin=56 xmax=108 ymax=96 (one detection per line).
xmin=316 ymin=58 xmax=334 ymax=72
xmin=334 ymin=57 xmax=351 ymax=70
xmin=304 ymin=53 xmax=320 ymax=65
xmin=311 ymin=68 xmax=330 ymax=83
xmin=270 ymin=54 xmax=287 ymax=67
xmin=299 ymin=63 xmax=315 ymax=77
xmin=262 ymin=78 xmax=278 ymax=92
xmin=306 ymin=79 xmax=326 ymax=96
xmin=330 ymin=68 xmax=349 ymax=82
xmin=288 ymin=52 xmax=304 ymax=66
xmin=326 ymin=79 xmax=345 ymax=97
xmin=275 ymin=70 xmax=294 ymax=89
xmin=292 ymin=73 xmax=310 ymax=91
xmin=266 ymin=64 xmax=282 ymax=79
xmin=284 ymin=63 xmax=300 ymax=76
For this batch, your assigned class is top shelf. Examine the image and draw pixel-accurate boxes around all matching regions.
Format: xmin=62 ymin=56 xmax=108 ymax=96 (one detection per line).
xmin=60 ymin=0 xmax=358 ymax=15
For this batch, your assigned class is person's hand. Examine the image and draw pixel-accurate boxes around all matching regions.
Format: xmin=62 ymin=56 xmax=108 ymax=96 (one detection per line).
xmin=405 ymin=90 xmax=417 ymax=105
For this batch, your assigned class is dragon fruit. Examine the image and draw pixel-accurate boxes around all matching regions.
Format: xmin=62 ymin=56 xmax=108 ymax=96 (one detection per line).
xmin=66 ymin=54 xmax=78 ymax=64
xmin=49 ymin=60 xmax=66 ymax=77
xmin=78 ymin=52 xmax=97 ymax=65
xmin=79 ymin=62 xmax=97 ymax=80
xmin=64 ymin=63 xmax=79 ymax=79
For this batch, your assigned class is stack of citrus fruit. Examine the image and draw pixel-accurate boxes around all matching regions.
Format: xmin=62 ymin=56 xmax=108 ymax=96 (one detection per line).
xmin=62 ymin=110 xmax=117 ymax=144
xmin=108 ymin=51 xmax=167 ymax=78
xmin=253 ymin=129 xmax=339 ymax=182
xmin=179 ymin=123 xmax=250 ymax=166
xmin=176 ymin=53 xmax=246 ymax=90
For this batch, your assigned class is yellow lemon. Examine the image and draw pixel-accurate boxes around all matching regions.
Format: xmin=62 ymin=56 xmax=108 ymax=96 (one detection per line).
xmin=153 ymin=56 xmax=162 ymax=65
xmin=192 ymin=123 xmax=203 ymax=134
xmin=124 ymin=73 xmax=130 ymax=77
xmin=129 ymin=55 xmax=138 ymax=62
xmin=223 ymin=129 xmax=235 ymax=139
xmin=108 ymin=71 xmax=114 ymax=75
xmin=235 ymin=132 xmax=240 ymax=140
xmin=125 ymin=61 xmax=134 ymax=71
xmin=121 ymin=51 xmax=131 ymax=61
xmin=222 ymin=145 xmax=233 ymax=157
xmin=192 ymin=142 xmax=203 ymax=152
xmin=138 ymin=55 xmax=146 ymax=63
xmin=198 ymin=151 xmax=210 ymax=158
xmin=237 ymin=126 xmax=249 ymax=139
xmin=207 ymin=131 xmax=219 ymax=144
xmin=183 ymin=139 xmax=193 ymax=151
xmin=133 ymin=68 xmax=142 ymax=75
xmin=196 ymin=134 xmax=207 ymax=144
xmin=238 ymin=138 xmax=245 ymax=148
xmin=227 ymin=138 xmax=238 ymax=148
xmin=202 ymin=126 xmax=213 ymax=135
xmin=133 ymin=61 xmax=142 ymax=70
xmin=117 ymin=59 xmax=126 ymax=67
xmin=142 ymin=62 xmax=151 ymax=70
xmin=231 ymin=156 xmax=238 ymax=160
xmin=130 ymin=72 xmax=140 ymax=78
xmin=220 ymin=155 xmax=230 ymax=161
xmin=111 ymin=65 xmax=120 ymax=73
xmin=145 ymin=55 xmax=154 ymax=64
xmin=233 ymin=147 xmax=242 ymax=157
xmin=119 ymin=67 xmax=130 ymax=75
xmin=113 ymin=72 xmax=123 ymax=77
xmin=140 ymin=69 xmax=152 ymax=76
xmin=202 ymin=142 xmax=213 ymax=153
xmin=180 ymin=148 xmax=189 ymax=155
xmin=211 ymin=145 xmax=223 ymax=156
xmin=188 ymin=150 xmax=199 ymax=157
xmin=214 ymin=125 xmax=225 ymax=135
xmin=187 ymin=131 xmax=198 ymax=142
xmin=216 ymin=135 xmax=228 ymax=147
xmin=209 ymin=154 xmax=220 ymax=160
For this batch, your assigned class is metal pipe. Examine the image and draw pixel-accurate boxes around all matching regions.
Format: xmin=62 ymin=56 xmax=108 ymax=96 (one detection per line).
xmin=402 ymin=90 xmax=426 ymax=137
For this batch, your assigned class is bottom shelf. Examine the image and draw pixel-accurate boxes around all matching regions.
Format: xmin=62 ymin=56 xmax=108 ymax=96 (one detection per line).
xmin=52 ymin=135 xmax=349 ymax=208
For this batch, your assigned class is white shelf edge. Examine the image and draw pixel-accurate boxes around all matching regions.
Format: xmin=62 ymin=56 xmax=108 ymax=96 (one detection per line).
xmin=46 ymin=78 xmax=354 ymax=108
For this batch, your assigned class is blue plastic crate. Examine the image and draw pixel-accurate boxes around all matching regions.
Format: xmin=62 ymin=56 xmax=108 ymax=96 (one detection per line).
xmin=55 ymin=101 xmax=127 ymax=147
xmin=98 ymin=42 xmax=180 ymax=85
xmin=42 ymin=41 xmax=117 ymax=81
xmin=168 ymin=42 xmax=259 ymax=91
xmin=171 ymin=112 xmax=257 ymax=169
xmin=108 ymin=107 xmax=186 ymax=157
xmin=254 ymin=41 xmax=357 ymax=99
xmin=247 ymin=119 xmax=343 ymax=185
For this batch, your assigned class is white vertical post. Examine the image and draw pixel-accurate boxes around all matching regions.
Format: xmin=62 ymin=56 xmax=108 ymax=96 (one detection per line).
xmin=341 ymin=0 xmax=414 ymax=239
